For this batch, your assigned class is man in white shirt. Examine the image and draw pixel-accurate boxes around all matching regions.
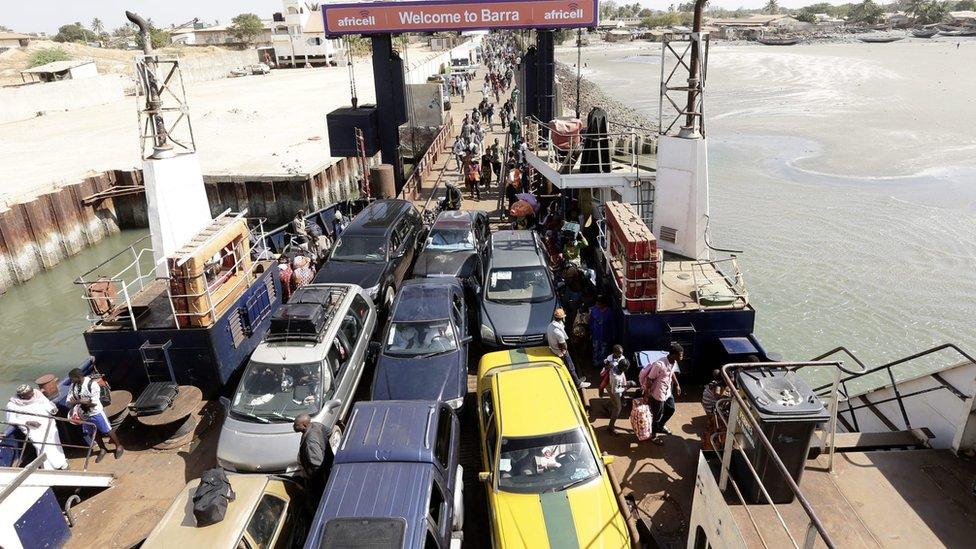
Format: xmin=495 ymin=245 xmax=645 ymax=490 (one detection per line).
xmin=546 ymin=308 xmax=592 ymax=403
xmin=67 ymin=368 xmax=123 ymax=462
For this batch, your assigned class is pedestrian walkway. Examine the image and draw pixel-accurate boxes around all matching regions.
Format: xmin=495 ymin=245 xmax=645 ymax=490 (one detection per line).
xmin=412 ymin=66 xmax=515 ymax=218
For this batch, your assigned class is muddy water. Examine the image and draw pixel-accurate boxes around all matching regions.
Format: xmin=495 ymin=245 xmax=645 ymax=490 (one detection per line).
xmin=0 ymin=230 xmax=148 ymax=398
xmin=561 ymin=40 xmax=976 ymax=372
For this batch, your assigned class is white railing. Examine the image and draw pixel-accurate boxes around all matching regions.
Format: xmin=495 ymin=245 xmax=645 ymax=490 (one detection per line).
xmin=522 ymin=115 xmax=655 ymax=177
xmin=74 ymin=236 xmax=156 ymax=331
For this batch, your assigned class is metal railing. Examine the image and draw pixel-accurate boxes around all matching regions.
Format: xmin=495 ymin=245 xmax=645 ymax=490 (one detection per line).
xmin=400 ymin=116 xmax=456 ymax=202
xmin=2 ymin=407 xmax=98 ymax=471
xmin=596 ymin=219 xmax=749 ymax=311
xmin=74 ymin=236 xmax=156 ymax=331
xmin=716 ymin=360 xmax=849 ymax=549
xmin=807 ymin=343 xmax=976 ymax=432
xmin=76 ymin=211 xmax=270 ymax=331
xmin=522 ymin=116 xmax=656 ymax=178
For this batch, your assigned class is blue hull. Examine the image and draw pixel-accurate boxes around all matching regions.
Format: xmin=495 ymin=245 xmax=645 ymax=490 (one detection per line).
xmin=82 ymin=266 xmax=283 ymax=396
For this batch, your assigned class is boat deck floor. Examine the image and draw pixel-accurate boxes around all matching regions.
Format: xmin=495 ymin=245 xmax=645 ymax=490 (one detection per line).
xmin=88 ymin=278 xmax=177 ymax=332
xmin=62 ymin=400 xmax=223 ymax=548
xmin=730 ymin=447 xmax=976 ymax=548
xmin=658 ymin=260 xmax=748 ymax=312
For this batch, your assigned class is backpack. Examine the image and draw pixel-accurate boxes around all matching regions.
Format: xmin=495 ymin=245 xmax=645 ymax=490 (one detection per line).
xmin=192 ymin=468 xmax=237 ymax=526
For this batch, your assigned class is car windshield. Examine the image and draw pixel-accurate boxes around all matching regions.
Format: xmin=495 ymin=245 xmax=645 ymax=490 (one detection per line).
xmin=385 ymin=320 xmax=457 ymax=357
xmin=230 ymin=361 xmax=328 ymax=422
xmin=497 ymin=429 xmax=599 ymax=493
xmin=426 ymin=228 xmax=474 ymax=251
xmin=486 ymin=266 xmax=553 ymax=303
xmin=331 ymin=235 xmax=386 ymax=262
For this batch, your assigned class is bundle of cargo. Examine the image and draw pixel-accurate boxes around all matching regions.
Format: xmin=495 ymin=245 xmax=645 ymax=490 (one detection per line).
xmin=604 ymin=202 xmax=659 ymax=313
xmin=168 ymin=217 xmax=254 ymax=328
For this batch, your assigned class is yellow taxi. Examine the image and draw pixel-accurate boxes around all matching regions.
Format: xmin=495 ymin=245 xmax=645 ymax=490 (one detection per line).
xmin=476 ymin=346 xmax=631 ymax=548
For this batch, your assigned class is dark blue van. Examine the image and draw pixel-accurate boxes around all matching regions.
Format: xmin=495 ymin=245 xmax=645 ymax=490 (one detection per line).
xmin=371 ymin=279 xmax=471 ymax=411
xmin=304 ymin=401 xmax=463 ymax=549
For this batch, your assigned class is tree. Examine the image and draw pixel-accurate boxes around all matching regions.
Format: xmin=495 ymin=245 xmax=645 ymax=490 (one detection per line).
xmin=91 ymin=18 xmax=104 ymax=35
xmin=53 ymin=23 xmax=96 ymax=43
xmin=29 ymin=47 xmax=71 ymax=67
xmin=848 ymin=0 xmax=884 ymax=24
xmin=764 ymin=0 xmax=780 ymax=15
xmin=796 ymin=11 xmax=818 ymax=23
xmin=133 ymin=22 xmax=171 ymax=50
xmin=229 ymin=13 xmax=263 ymax=43
xmin=0 ymin=25 xmax=11 ymax=32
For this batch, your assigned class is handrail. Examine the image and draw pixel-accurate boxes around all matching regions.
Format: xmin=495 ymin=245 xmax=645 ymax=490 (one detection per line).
xmin=720 ymin=361 xmax=845 ymax=549
xmin=3 ymin=407 xmax=98 ymax=470
xmin=810 ymin=343 xmax=976 ymax=393
xmin=805 ymin=343 xmax=975 ymax=433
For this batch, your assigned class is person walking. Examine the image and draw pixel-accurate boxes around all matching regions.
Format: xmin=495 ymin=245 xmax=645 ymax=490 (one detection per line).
xmin=546 ymin=308 xmax=592 ymax=402
xmin=465 ymin=153 xmax=481 ymax=199
xmin=6 ymin=385 xmax=68 ymax=470
xmin=481 ymin=150 xmax=493 ymax=192
xmin=67 ymin=368 xmax=123 ymax=462
xmin=452 ymin=136 xmax=466 ymax=174
xmin=489 ymin=138 xmax=502 ymax=178
xmin=293 ymin=414 xmax=334 ymax=498
xmin=606 ymin=354 xmax=636 ymax=435
xmin=588 ymin=295 xmax=613 ymax=368
xmin=641 ymin=342 xmax=683 ymax=445
xmin=600 ymin=344 xmax=631 ymax=397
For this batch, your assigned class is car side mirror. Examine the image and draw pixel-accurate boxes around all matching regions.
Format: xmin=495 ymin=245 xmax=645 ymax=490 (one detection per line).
xmin=219 ymin=396 xmax=231 ymax=415
xmin=602 ymin=454 xmax=615 ymax=466
xmin=478 ymin=471 xmax=492 ymax=483
xmin=324 ymin=399 xmax=342 ymax=413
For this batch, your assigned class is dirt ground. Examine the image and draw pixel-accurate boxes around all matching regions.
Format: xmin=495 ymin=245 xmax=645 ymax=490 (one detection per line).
xmin=0 ymin=40 xmax=236 ymax=86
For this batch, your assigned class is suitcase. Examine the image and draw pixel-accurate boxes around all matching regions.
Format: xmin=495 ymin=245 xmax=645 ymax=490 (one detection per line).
xmin=131 ymin=381 xmax=179 ymax=416
xmin=630 ymin=400 xmax=654 ymax=441
xmin=269 ymin=302 xmax=327 ymax=337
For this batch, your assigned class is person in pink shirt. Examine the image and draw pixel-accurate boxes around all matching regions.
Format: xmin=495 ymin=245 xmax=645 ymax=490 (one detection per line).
xmin=641 ymin=342 xmax=683 ymax=445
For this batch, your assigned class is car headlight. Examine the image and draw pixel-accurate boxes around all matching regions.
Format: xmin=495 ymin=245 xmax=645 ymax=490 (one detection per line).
xmin=480 ymin=322 xmax=495 ymax=342
xmin=447 ymin=397 xmax=464 ymax=410
xmin=365 ymin=284 xmax=380 ymax=300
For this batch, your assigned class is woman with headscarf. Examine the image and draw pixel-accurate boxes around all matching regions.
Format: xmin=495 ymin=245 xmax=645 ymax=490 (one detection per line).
xmin=6 ymin=384 xmax=67 ymax=469
xmin=291 ymin=255 xmax=316 ymax=290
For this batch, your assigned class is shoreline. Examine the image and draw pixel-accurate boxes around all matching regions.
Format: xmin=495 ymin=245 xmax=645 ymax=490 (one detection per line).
xmin=554 ymin=61 xmax=657 ymax=133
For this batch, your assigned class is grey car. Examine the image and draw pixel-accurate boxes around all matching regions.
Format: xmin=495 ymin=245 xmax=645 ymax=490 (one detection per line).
xmin=217 ymin=284 xmax=376 ymax=473
xmin=478 ymin=230 xmax=558 ymax=348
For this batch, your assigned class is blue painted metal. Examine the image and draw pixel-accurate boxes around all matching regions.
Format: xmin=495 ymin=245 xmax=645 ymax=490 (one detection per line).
xmin=614 ymin=305 xmax=767 ymax=382
xmin=82 ymin=266 xmax=283 ymax=396
xmin=13 ymin=488 xmax=70 ymax=549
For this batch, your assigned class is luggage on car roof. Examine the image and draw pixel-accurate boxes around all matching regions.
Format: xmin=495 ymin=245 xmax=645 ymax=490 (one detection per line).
xmin=192 ymin=468 xmax=236 ymax=527
xmin=269 ymin=302 xmax=328 ymax=338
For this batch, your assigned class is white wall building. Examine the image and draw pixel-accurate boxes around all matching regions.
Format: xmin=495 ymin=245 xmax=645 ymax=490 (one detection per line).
xmin=272 ymin=0 xmax=345 ymax=67
xmin=171 ymin=22 xmax=274 ymax=47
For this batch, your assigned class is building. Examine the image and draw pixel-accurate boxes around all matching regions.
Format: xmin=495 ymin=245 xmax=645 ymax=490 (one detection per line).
xmin=0 ymin=32 xmax=31 ymax=52
xmin=708 ymin=15 xmax=807 ymax=40
xmin=604 ymin=29 xmax=634 ymax=42
xmin=883 ymin=12 xmax=912 ymax=28
xmin=949 ymin=10 xmax=976 ymax=25
xmin=271 ymin=0 xmax=345 ymax=67
xmin=170 ymin=21 xmax=274 ymax=48
xmin=20 ymin=59 xmax=97 ymax=84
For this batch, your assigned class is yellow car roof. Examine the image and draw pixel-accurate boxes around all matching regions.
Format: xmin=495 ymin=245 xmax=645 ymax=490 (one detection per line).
xmin=485 ymin=349 xmax=581 ymax=438
xmin=478 ymin=346 xmax=563 ymax=379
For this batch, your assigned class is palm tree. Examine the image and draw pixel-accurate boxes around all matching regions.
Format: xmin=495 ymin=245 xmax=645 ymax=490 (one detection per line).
xmin=91 ymin=18 xmax=104 ymax=35
xmin=764 ymin=0 xmax=779 ymax=14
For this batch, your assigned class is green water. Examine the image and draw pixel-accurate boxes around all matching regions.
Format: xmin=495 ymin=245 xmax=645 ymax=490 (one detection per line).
xmin=0 ymin=229 xmax=148 ymax=399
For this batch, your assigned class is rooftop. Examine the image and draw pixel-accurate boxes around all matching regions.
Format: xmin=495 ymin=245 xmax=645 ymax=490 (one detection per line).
xmin=392 ymin=279 xmax=460 ymax=321
xmin=20 ymin=58 xmax=93 ymax=74
xmin=335 ymin=401 xmax=440 ymax=465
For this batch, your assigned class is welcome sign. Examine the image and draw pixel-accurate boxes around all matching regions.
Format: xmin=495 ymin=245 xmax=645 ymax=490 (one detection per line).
xmin=321 ymin=0 xmax=599 ymax=37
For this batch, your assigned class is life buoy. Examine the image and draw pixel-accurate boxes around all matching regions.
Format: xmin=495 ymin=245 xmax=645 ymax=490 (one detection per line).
xmin=87 ymin=277 xmax=117 ymax=316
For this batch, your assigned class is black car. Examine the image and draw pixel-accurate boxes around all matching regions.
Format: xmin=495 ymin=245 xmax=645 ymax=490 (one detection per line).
xmin=371 ymin=279 xmax=471 ymax=411
xmin=314 ymin=199 xmax=423 ymax=309
xmin=413 ymin=210 xmax=489 ymax=322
